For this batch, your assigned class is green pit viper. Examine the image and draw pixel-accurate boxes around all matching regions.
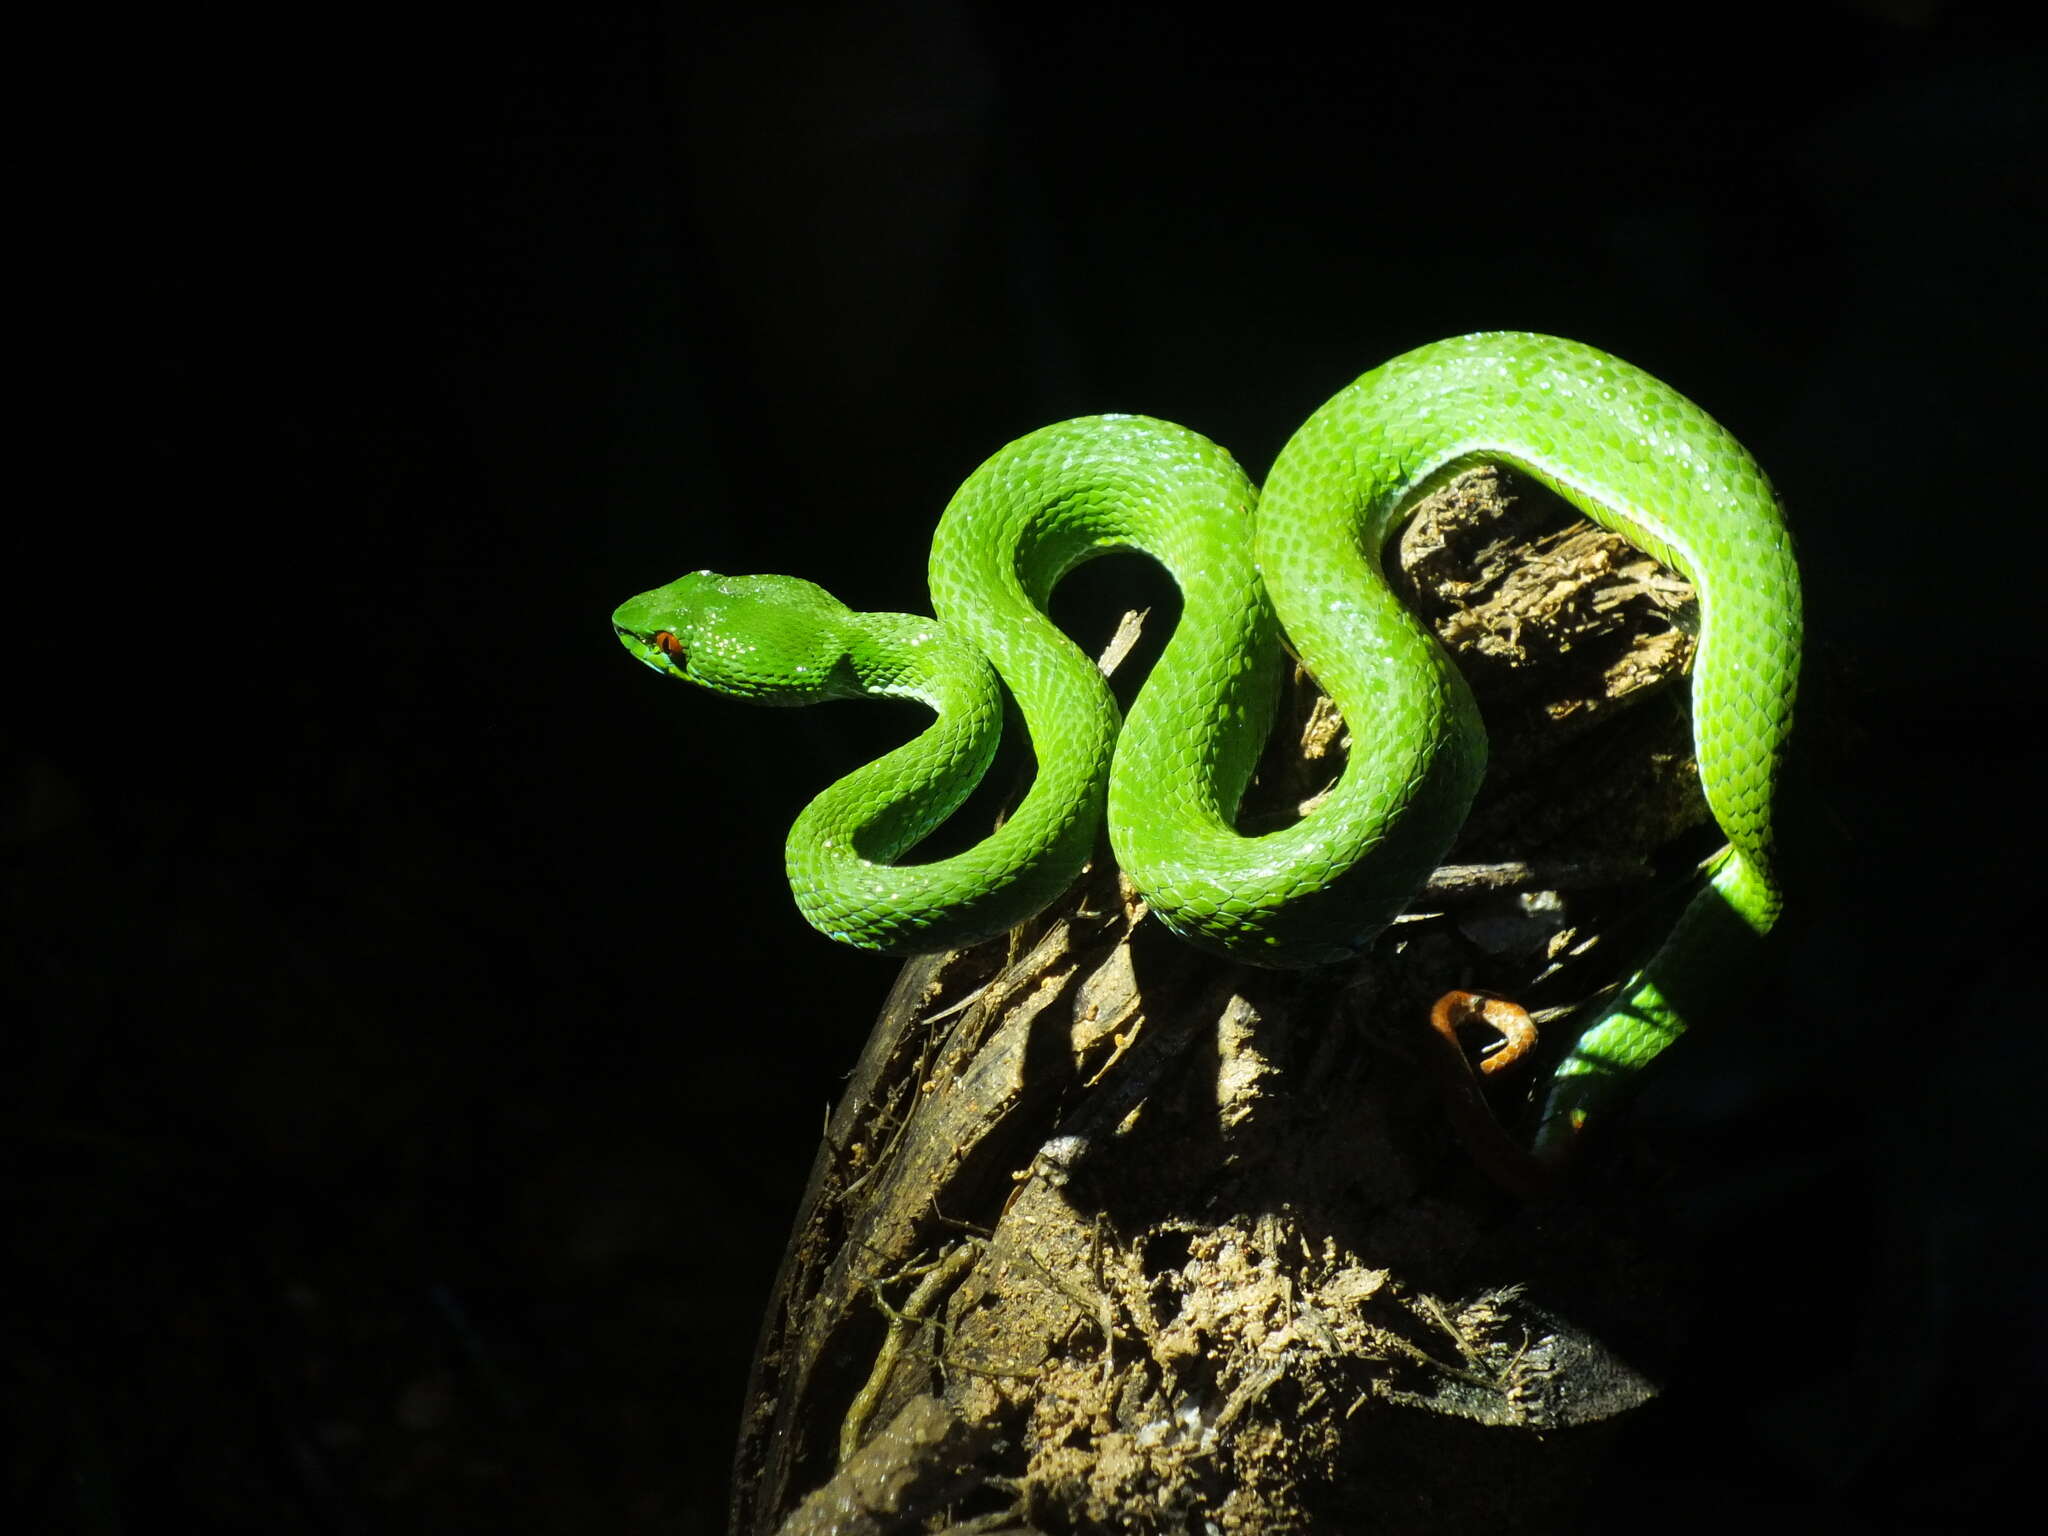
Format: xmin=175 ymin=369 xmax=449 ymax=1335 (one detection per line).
xmin=612 ymin=333 xmax=1800 ymax=1156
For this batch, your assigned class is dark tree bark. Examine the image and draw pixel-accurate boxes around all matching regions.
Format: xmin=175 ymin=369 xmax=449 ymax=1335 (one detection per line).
xmin=731 ymin=468 xmax=1725 ymax=1535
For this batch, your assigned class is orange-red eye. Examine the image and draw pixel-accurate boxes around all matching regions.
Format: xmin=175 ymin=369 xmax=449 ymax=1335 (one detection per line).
xmin=652 ymin=630 xmax=684 ymax=658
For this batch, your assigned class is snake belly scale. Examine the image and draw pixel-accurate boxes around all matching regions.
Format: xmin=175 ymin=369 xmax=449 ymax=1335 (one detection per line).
xmin=612 ymin=333 xmax=1802 ymax=1148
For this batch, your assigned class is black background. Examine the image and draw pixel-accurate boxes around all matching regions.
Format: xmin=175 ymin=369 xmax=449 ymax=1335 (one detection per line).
xmin=13 ymin=2 xmax=2045 ymax=1531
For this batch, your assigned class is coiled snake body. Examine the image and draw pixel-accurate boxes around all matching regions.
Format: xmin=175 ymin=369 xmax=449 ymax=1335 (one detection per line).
xmin=613 ymin=333 xmax=1801 ymax=1149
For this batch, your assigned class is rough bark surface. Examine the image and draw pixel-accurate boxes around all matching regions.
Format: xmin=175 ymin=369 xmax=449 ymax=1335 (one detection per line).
xmin=731 ymin=468 xmax=1718 ymax=1535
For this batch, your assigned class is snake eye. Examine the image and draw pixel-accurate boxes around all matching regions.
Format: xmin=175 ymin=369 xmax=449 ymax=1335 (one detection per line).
xmin=652 ymin=630 xmax=684 ymax=658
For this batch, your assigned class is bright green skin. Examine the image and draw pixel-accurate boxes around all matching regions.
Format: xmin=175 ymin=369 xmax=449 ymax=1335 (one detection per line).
xmin=613 ymin=333 xmax=1800 ymax=1151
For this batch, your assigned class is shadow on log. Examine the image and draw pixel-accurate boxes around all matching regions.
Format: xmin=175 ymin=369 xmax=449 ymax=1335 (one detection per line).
xmin=732 ymin=467 xmax=1729 ymax=1534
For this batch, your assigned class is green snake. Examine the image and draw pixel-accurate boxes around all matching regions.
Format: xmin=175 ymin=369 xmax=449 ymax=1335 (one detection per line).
xmin=612 ymin=333 xmax=1800 ymax=1151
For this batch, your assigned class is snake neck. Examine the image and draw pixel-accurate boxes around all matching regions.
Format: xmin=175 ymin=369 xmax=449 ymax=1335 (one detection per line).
xmin=783 ymin=606 xmax=1110 ymax=954
xmin=792 ymin=611 xmax=1004 ymax=866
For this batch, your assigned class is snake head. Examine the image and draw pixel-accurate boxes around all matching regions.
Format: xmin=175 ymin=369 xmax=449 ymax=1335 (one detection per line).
xmin=611 ymin=571 xmax=860 ymax=705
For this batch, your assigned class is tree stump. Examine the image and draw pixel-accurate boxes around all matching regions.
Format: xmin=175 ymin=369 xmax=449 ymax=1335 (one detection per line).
xmin=731 ymin=467 xmax=1724 ymax=1534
